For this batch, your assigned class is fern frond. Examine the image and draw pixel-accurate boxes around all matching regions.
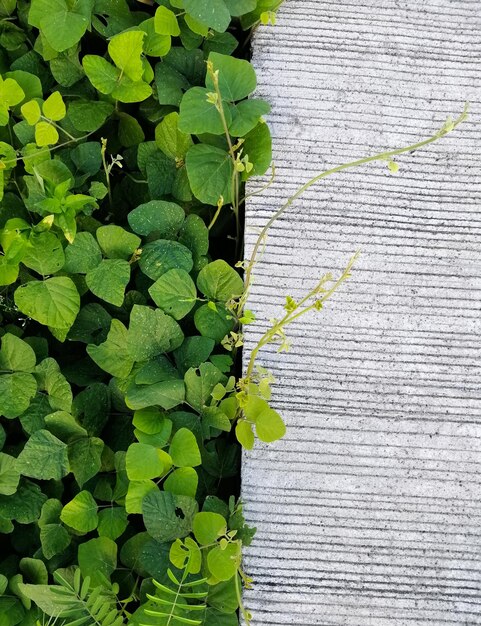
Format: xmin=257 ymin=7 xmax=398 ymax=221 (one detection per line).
xmin=144 ymin=569 xmax=208 ymax=626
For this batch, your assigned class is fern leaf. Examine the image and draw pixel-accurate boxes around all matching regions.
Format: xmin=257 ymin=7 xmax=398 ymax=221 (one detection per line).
xmin=146 ymin=594 xmax=205 ymax=611
xmin=143 ymin=610 xmax=203 ymax=626
xmin=166 ymin=569 xmax=181 ymax=586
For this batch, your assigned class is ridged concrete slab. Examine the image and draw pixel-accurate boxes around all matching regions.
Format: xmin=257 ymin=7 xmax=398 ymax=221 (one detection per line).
xmin=242 ymin=1 xmax=481 ymax=624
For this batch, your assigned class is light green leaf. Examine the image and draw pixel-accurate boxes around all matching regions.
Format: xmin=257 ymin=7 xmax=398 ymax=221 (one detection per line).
xmin=0 ymin=453 xmax=20 ymax=496
xmin=197 ymin=259 xmax=243 ymax=302
xmin=126 ymin=379 xmax=185 ymax=411
xmin=35 ymin=121 xmax=59 ymax=147
xmin=86 ymin=258 xmax=130 ymax=306
xmin=185 ymin=143 xmax=233 ymax=206
xmin=235 ymin=420 xmax=254 ymax=450
xmin=42 ymin=91 xmax=66 ymax=121
xmin=14 ymin=277 xmax=80 ymax=330
xmin=164 ymin=467 xmax=198 ymax=498
xmin=0 ymin=333 xmax=36 ymax=373
xmin=126 ymin=443 xmax=165 ymax=480
xmin=44 ymin=410 xmax=87 ymax=441
xmin=155 ymin=112 xmax=192 ymax=161
xmin=178 ymin=87 xmax=230 ymax=136
xmin=207 ymin=543 xmax=240 ymax=581
xmin=78 ymin=536 xmax=117 ymax=586
xmin=63 ymin=231 xmax=102 ymax=274
xmin=255 ymin=407 xmax=286 ymax=443
xmin=193 ymin=511 xmax=227 ymax=545
xmin=154 ymin=6 xmax=180 ymax=36
xmin=0 ymin=373 xmax=37 ymax=418
xmin=111 ymin=76 xmax=152 ymax=103
xmin=68 ymin=436 xmax=104 ymax=487
xmin=133 ymin=408 xmax=172 ymax=436
xmin=0 ymin=258 xmax=19 ymax=286
xmin=169 ymin=427 xmax=201 ymax=468
xmin=87 ymin=319 xmax=134 ymax=378
xmin=17 ymin=429 xmax=69 ymax=480
xmin=183 ymin=0 xmax=230 ymax=32
xmin=139 ymin=18 xmax=171 ymax=57
xmin=0 ymin=76 xmax=24 ymax=107
xmin=22 ymin=231 xmax=65 ymax=275
xmin=229 ymin=98 xmax=270 ymax=137
xmin=128 ymin=200 xmax=185 ymax=238
xmin=125 ymin=479 xmax=157 ymax=515
xmin=97 ymin=507 xmax=128 ymax=540
xmin=149 ymin=269 xmax=197 ymax=320
xmin=142 ymin=490 xmax=198 ymax=542
xmin=21 ymin=100 xmax=41 ymax=126
xmin=139 ymin=239 xmax=193 ymax=281
xmin=35 ymin=357 xmax=72 ymax=412
xmin=206 ymin=52 xmax=256 ymax=101
xmin=60 ymin=490 xmax=98 ymax=533
xmin=96 ymin=225 xmax=141 ymax=260
xmin=29 ymin=0 xmax=94 ymax=52
xmin=108 ymin=30 xmax=145 ymax=81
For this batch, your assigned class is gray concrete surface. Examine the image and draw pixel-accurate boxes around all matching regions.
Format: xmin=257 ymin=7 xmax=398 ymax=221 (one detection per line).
xmin=241 ymin=1 xmax=481 ymax=624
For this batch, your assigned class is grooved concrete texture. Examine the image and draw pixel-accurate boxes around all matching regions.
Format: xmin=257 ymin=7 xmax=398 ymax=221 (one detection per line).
xmin=241 ymin=1 xmax=481 ymax=624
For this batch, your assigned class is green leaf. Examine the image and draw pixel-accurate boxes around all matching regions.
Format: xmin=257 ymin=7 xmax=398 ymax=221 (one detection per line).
xmin=197 ymin=259 xmax=243 ymax=302
xmin=178 ymin=214 xmax=209 ymax=258
xmin=169 ymin=427 xmax=201 ymax=468
xmin=38 ymin=499 xmax=71 ymax=559
xmin=183 ymin=0 xmax=230 ymax=33
xmin=255 ymin=407 xmax=286 ymax=443
xmin=82 ymin=54 xmax=119 ymax=94
xmin=128 ymin=200 xmax=185 ymax=238
xmin=87 ymin=319 xmax=134 ymax=378
xmin=164 ymin=467 xmax=198 ymax=498
xmin=194 ymin=303 xmax=234 ymax=343
xmin=235 ymin=420 xmax=254 ymax=450
xmin=63 ymin=231 xmax=102 ymax=274
xmin=127 ymin=304 xmax=184 ymax=361
xmin=125 ymin=480 xmax=157 ymax=515
xmin=185 ymin=144 xmax=233 ymax=206
xmin=178 ymin=87 xmax=230 ymax=135
xmin=155 ymin=111 xmax=193 ymax=160
xmin=184 ymin=363 xmax=224 ymax=412
xmin=193 ymin=511 xmax=227 ymax=545
xmin=0 ymin=453 xmax=20 ymax=496
xmin=139 ymin=239 xmax=193 ymax=281
xmin=42 ymin=91 xmax=66 ymax=121
xmin=118 ymin=111 xmax=145 ymax=147
xmin=68 ymin=436 xmax=104 ymax=487
xmin=126 ymin=443 xmax=165 ymax=480
xmin=139 ymin=18 xmax=171 ymax=57
xmin=97 ymin=506 xmax=128 ymax=540
xmin=17 ymin=429 xmax=69 ymax=480
xmin=29 ymin=0 xmax=94 ymax=52
xmin=224 ymin=0 xmax=256 ymax=16
xmin=60 ymin=490 xmax=98 ymax=533
xmin=86 ymin=258 xmax=130 ymax=306
xmin=229 ymin=98 xmax=270 ymax=137
xmin=154 ymin=6 xmax=180 ymax=36
xmin=78 ymin=536 xmax=117 ymax=586
xmin=133 ymin=407 xmax=171 ymax=435
xmin=14 ymin=277 xmax=80 ymax=330
xmin=22 ymin=231 xmax=65 ymax=275
xmin=149 ymin=269 xmax=197 ymax=320
xmin=108 ymin=30 xmax=145 ymax=81
xmin=242 ymin=121 xmax=272 ymax=176
xmin=35 ymin=121 xmax=59 ymax=147
xmin=36 ymin=357 xmax=72 ymax=412
xmin=0 ymin=480 xmax=47 ymax=523
xmin=0 ymin=373 xmax=37 ymax=418
xmin=68 ymin=100 xmax=114 ymax=132
xmin=44 ymin=410 xmax=87 ymax=440
xmin=173 ymin=336 xmax=215 ymax=376
xmin=96 ymin=225 xmax=141 ymax=260
xmin=126 ymin=379 xmax=185 ymax=411
xmin=0 ymin=258 xmax=19 ymax=286
xmin=0 ymin=333 xmax=36 ymax=372
xmin=142 ymin=490 xmax=198 ymax=542
xmin=206 ymin=52 xmax=257 ymax=101
xmin=207 ymin=543 xmax=240 ymax=581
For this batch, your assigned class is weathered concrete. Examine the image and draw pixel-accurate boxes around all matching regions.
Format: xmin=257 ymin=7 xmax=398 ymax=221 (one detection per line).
xmin=242 ymin=1 xmax=481 ymax=624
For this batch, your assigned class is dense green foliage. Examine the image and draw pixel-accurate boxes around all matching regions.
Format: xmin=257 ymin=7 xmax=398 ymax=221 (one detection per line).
xmin=0 ymin=1 xmax=282 ymax=624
